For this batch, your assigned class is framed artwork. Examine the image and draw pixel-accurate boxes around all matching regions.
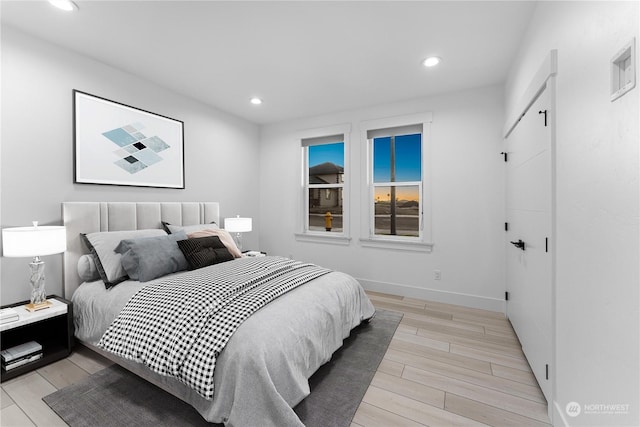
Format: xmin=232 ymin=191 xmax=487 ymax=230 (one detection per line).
xmin=73 ymin=90 xmax=185 ymax=189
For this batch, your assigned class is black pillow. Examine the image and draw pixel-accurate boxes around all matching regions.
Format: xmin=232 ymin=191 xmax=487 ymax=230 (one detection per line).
xmin=177 ymin=236 xmax=234 ymax=270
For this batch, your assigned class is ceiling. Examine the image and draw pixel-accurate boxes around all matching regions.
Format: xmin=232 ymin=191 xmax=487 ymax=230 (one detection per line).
xmin=1 ymin=1 xmax=536 ymax=124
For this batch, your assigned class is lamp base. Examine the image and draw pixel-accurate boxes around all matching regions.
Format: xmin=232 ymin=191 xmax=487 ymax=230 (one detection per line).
xmin=29 ymin=257 xmax=47 ymax=308
xmin=25 ymin=300 xmax=52 ymax=312
xmin=235 ymin=232 xmax=243 ymax=252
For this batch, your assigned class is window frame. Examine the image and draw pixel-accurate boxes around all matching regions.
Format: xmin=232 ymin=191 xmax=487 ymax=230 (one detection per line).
xmin=360 ymin=113 xmax=433 ymax=252
xmin=295 ymin=124 xmax=351 ymax=245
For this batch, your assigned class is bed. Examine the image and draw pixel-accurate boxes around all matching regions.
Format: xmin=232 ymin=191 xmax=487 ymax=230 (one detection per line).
xmin=62 ymin=202 xmax=375 ymax=427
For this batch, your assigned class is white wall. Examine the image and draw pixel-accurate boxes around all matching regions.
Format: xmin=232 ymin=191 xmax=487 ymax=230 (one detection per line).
xmin=259 ymin=85 xmax=506 ymax=311
xmin=505 ymin=2 xmax=639 ymax=426
xmin=0 ymin=27 xmax=260 ymax=304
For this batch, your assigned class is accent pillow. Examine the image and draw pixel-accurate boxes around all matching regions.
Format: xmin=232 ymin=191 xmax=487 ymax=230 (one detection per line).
xmin=114 ymin=231 xmax=189 ymax=282
xmin=162 ymin=221 xmax=219 ymax=235
xmin=177 ymin=236 xmax=234 ymax=270
xmin=81 ymin=229 xmax=167 ymax=288
xmin=77 ymin=254 xmax=101 ymax=282
xmin=187 ymin=229 xmax=242 ymax=258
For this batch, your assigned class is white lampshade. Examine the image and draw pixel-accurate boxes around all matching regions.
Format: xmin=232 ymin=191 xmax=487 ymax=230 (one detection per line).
xmin=2 ymin=224 xmax=67 ymax=258
xmin=224 ymin=217 xmax=252 ymax=233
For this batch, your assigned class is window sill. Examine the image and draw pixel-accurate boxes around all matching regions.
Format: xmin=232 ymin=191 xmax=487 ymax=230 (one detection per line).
xmin=359 ymin=238 xmax=433 ymax=253
xmin=295 ymin=233 xmax=352 ymax=246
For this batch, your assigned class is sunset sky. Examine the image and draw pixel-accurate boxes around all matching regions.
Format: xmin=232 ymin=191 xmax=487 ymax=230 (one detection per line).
xmin=374 ymin=186 xmax=420 ymax=202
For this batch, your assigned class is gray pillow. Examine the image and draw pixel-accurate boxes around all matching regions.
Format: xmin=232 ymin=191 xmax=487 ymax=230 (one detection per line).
xmin=162 ymin=221 xmax=219 ymax=235
xmin=81 ymin=229 xmax=167 ymax=288
xmin=77 ymin=254 xmax=100 ymax=282
xmin=114 ymin=231 xmax=189 ymax=282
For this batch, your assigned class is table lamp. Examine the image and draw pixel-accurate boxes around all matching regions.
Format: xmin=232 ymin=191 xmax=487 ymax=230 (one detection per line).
xmin=224 ymin=216 xmax=252 ymax=252
xmin=2 ymin=222 xmax=66 ymax=311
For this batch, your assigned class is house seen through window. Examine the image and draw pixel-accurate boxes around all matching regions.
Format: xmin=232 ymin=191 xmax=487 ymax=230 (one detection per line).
xmin=305 ymin=138 xmax=344 ymax=233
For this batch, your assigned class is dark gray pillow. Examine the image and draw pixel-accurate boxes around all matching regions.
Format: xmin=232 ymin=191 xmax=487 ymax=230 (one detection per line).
xmin=81 ymin=229 xmax=167 ymax=288
xmin=114 ymin=231 xmax=189 ymax=282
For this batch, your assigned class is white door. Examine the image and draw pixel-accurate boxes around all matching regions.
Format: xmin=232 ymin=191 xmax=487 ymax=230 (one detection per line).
xmin=505 ymin=84 xmax=553 ymax=402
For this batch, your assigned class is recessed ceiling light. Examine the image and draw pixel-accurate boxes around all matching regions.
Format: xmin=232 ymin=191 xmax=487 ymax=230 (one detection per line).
xmin=49 ymin=0 xmax=78 ymax=11
xmin=250 ymin=97 xmax=263 ymax=105
xmin=422 ymin=56 xmax=441 ymax=67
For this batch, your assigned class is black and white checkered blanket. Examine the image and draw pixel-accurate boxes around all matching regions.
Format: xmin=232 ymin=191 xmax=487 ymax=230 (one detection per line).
xmin=97 ymin=256 xmax=330 ymax=399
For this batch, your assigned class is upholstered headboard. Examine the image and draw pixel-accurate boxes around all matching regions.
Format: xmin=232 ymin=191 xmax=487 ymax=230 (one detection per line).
xmin=62 ymin=202 xmax=220 ymax=298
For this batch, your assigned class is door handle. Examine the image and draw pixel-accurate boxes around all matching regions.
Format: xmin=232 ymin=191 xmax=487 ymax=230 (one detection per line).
xmin=510 ymin=239 xmax=525 ymax=251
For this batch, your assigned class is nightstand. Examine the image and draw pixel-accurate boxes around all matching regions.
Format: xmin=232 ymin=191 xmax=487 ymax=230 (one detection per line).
xmin=0 ymin=295 xmax=74 ymax=382
xmin=243 ymin=250 xmax=267 ymax=257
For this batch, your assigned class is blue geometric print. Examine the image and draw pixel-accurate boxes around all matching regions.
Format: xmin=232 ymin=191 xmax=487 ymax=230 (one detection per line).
xmin=102 ymin=123 xmax=171 ymax=174
xmin=103 ymin=128 xmax=137 ymax=147
xmin=134 ymin=148 xmax=163 ymax=166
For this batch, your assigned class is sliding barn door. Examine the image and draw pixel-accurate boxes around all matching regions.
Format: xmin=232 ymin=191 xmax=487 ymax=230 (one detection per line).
xmin=505 ymin=84 xmax=553 ymax=402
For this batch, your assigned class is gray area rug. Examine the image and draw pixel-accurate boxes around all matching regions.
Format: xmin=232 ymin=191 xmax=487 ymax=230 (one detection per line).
xmin=43 ymin=309 xmax=402 ymax=427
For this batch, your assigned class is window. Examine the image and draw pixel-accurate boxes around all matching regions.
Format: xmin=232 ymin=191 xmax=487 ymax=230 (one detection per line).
xmin=361 ymin=114 xmax=432 ymax=251
xmin=297 ymin=125 xmax=351 ymax=244
xmin=373 ymin=132 xmax=421 ymax=237
xmin=306 ymin=139 xmax=344 ymax=233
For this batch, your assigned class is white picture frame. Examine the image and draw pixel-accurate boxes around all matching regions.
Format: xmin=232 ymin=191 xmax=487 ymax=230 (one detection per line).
xmin=73 ymin=90 xmax=185 ymax=189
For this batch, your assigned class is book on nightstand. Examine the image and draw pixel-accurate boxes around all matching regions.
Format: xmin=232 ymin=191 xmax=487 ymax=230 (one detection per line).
xmin=2 ymin=353 xmax=43 ymax=371
xmin=0 ymin=308 xmax=19 ymax=324
xmin=1 ymin=341 xmax=43 ymax=371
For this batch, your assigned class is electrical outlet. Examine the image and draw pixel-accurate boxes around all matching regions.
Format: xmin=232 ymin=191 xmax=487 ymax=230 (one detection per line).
xmin=434 ymin=270 xmax=441 ymax=280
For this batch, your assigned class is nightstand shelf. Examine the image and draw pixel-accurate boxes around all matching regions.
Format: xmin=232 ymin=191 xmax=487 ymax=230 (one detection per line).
xmin=0 ymin=295 xmax=74 ymax=382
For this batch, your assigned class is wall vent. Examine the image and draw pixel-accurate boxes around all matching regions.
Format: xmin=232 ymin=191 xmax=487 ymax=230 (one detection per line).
xmin=611 ymin=38 xmax=636 ymax=101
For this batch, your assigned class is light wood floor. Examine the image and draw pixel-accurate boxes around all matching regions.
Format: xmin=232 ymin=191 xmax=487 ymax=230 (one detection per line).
xmin=0 ymin=291 xmax=550 ymax=426
xmin=353 ymin=291 xmax=550 ymax=427
xmin=1 ymin=344 xmax=113 ymax=426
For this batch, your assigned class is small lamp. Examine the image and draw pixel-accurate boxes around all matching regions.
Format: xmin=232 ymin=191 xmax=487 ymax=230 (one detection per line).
xmin=224 ymin=216 xmax=252 ymax=252
xmin=2 ymin=222 xmax=66 ymax=311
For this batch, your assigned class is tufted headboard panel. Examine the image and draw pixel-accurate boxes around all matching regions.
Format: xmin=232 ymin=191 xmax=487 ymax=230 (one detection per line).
xmin=62 ymin=202 xmax=220 ymax=298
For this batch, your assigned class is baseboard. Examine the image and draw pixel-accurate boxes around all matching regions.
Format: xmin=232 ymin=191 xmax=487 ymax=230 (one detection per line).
xmin=356 ymin=278 xmax=506 ymax=314
xmin=553 ymin=400 xmax=568 ymax=426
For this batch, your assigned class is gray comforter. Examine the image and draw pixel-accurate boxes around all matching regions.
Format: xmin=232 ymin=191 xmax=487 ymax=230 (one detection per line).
xmin=72 ymin=263 xmax=375 ymax=427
